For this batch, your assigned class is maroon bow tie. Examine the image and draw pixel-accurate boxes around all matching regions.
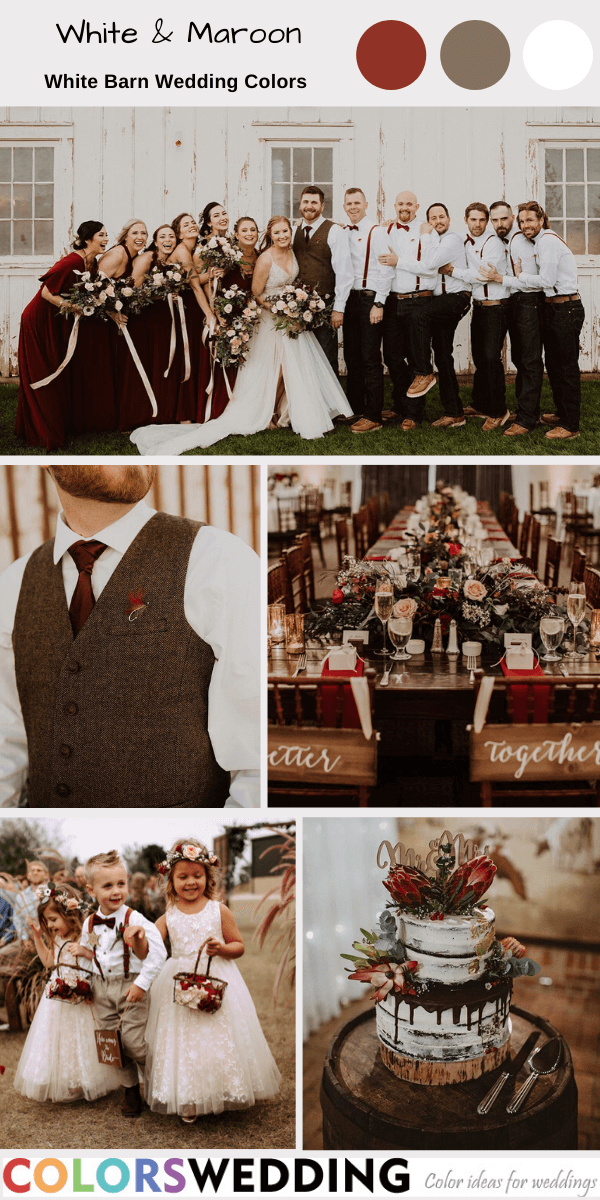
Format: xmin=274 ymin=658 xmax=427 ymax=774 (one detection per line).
xmin=92 ymin=915 xmax=116 ymax=929
xmin=396 ymin=223 xmax=409 ymax=231
xmin=347 ymin=225 xmax=359 ymax=231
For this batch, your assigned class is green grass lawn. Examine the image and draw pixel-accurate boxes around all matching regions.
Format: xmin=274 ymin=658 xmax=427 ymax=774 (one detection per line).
xmin=2 ymin=378 xmax=599 ymax=456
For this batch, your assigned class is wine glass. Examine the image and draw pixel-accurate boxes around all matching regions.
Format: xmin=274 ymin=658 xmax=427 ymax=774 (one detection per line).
xmin=374 ymin=579 xmax=394 ymax=657
xmin=565 ymin=580 xmax=586 ymax=659
xmin=539 ymin=615 xmax=565 ymax=662
xmin=389 ymin=616 xmax=413 ymax=660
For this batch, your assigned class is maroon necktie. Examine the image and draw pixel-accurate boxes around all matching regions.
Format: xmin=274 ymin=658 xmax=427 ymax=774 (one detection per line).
xmin=91 ymin=915 xmax=116 ymax=928
xmin=68 ymin=540 xmax=107 ymax=636
xmin=304 ymin=225 xmax=312 ymax=243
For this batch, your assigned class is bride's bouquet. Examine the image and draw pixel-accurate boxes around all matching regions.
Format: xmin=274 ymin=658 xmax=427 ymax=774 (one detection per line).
xmin=212 ymin=284 xmax=261 ymax=368
xmin=265 ymin=283 xmax=332 ymax=339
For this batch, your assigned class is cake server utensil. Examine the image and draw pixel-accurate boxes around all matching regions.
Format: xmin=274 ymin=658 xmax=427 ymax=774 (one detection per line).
xmin=477 ymin=1032 xmax=539 ymax=1115
xmin=506 ymin=1036 xmax=562 ymax=1114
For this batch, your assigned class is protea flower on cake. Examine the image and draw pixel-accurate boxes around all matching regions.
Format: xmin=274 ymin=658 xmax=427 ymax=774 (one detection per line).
xmin=443 ymin=855 xmax=497 ymax=910
xmin=383 ymin=865 xmax=433 ymax=909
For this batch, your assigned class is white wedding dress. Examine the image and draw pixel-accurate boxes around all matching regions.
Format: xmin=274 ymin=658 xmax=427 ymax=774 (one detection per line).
xmin=130 ymin=253 xmax=352 ymax=455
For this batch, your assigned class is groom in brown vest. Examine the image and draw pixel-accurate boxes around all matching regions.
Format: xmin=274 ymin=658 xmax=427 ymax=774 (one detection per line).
xmin=0 ymin=466 xmax=259 ymax=809
xmin=293 ymin=185 xmax=353 ymax=380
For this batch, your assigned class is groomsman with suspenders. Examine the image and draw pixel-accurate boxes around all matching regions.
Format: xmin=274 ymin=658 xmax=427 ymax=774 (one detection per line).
xmin=339 ymin=187 xmax=394 ymax=433
xmin=292 ymin=185 xmax=353 ymax=380
xmin=511 ymin=202 xmax=584 ymax=440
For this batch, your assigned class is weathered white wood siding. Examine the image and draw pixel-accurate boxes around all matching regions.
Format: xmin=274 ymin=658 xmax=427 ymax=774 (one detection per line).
xmin=1 ymin=106 xmax=599 ymax=375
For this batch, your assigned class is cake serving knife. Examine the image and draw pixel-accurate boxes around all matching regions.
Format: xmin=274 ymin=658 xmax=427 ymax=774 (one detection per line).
xmin=476 ymin=1032 xmax=540 ymax=1116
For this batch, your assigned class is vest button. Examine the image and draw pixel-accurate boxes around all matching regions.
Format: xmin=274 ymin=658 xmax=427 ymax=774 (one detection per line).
xmin=64 ymin=702 xmax=78 ymax=716
xmin=59 ymin=744 xmax=72 ymax=758
xmin=66 ymin=661 xmax=81 ymax=674
xmin=56 ymin=783 xmax=70 ymax=798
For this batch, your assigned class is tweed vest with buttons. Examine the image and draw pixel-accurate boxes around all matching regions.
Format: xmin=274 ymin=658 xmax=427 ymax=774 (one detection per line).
xmin=293 ymin=220 xmax=335 ymax=297
xmin=13 ymin=512 xmax=230 ymax=809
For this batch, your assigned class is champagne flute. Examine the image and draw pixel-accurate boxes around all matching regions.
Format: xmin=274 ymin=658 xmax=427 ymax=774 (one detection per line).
xmin=539 ymin=615 xmax=565 ymax=662
xmin=374 ymin=580 xmax=394 ymax=657
xmin=389 ymin=616 xmax=413 ymax=660
xmin=566 ymin=580 xmax=586 ymax=659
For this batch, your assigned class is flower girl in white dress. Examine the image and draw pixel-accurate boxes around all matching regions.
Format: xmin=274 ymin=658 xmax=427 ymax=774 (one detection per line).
xmin=131 ymin=215 xmax=353 ymax=455
xmin=13 ymin=885 xmax=117 ymax=1104
xmin=144 ymin=840 xmax=281 ymax=1123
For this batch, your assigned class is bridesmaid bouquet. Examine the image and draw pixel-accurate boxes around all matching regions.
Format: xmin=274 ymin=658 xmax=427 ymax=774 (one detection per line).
xmin=143 ymin=262 xmax=191 ymax=305
xmin=199 ymin=234 xmax=244 ymax=275
xmin=265 ymin=283 xmax=332 ymax=339
xmin=212 ymin=284 xmax=261 ymax=368
xmin=59 ymin=271 xmax=140 ymax=321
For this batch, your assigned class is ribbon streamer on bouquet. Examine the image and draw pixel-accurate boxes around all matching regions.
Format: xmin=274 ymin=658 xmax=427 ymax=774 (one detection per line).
xmin=164 ymin=295 xmax=190 ymax=383
xmin=121 ymin=325 xmax=157 ymax=418
xmin=31 ymin=314 xmax=81 ymax=390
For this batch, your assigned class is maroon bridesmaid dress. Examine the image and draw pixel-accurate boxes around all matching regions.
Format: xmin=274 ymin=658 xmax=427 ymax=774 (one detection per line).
xmin=175 ymin=287 xmax=212 ymax=423
xmin=15 ymin=252 xmax=84 ymax=449
xmin=70 ymin=244 xmax=135 ymax=435
xmin=196 ymin=263 xmax=253 ymax=423
xmin=118 ymin=285 xmax=181 ymax=429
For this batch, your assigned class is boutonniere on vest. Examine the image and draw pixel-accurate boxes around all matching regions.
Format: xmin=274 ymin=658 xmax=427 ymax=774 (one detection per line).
xmin=125 ymin=588 xmax=148 ymax=622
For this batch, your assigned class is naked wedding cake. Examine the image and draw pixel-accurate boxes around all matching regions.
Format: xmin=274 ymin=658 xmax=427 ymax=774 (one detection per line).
xmin=343 ymin=835 xmax=539 ymax=1085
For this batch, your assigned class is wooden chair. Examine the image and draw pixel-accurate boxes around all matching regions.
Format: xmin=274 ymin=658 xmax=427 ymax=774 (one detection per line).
xmin=380 ymin=491 xmax=390 ymax=530
xmin=499 ymin=492 xmax=513 ymax=534
xmin=584 ymin=566 xmax=600 ymax=610
xmin=352 ymin=506 xmax=370 ymax=559
xmin=365 ymin=496 xmax=380 ymax=546
xmin=530 ymin=480 xmax=556 ymax=530
xmin=529 ymin=517 xmax=541 ymax=575
xmin=268 ymin=675 xmax=378 ymax=807
xmin=508 ymin=501 xmax=519 ymax=550
xmin=571 ymin=547 xmax=586 ymax=584
xmin=295 ymin=531 xmax=315 ymax=607
xmin=564 ymin=495 xmax=593 ymax=544
xmin=335 ymin=517 xmax=349 ymax=569
xmin=471 ymin=675 xmax=600 ymax=807
xmin=543 ymin=536 xmax=562 ymax=588
xmin=518 ymin=511 xmax=532 ymax=558
xmin=281 ymin=544 xmax=308 ymax=614
xmin=268 ymin=562 xmax=291 ymax=611
xmin=294 ymin=488 xmax=325 ymax=567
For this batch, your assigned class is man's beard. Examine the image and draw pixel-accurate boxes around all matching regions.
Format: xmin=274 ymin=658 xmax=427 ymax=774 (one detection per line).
xmin=47 ymin=466 xmax=156 ymax=504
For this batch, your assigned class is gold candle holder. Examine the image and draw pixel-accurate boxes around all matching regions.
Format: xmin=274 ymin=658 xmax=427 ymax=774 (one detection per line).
xmin=285 ymin=613 xmax=305 ymax=654
xmin=268 ymin=604 xmax=286 ymax=645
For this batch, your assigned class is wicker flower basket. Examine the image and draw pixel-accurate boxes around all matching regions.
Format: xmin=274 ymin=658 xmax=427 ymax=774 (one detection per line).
xmin=48 ymin=943 xmax=94 ymax=1005
xmin=173 ymin=937 xmax=228 ymax=1014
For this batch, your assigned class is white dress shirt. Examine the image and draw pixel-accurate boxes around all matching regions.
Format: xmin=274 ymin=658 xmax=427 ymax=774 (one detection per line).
xmin=0 ymin=501 xmax=259 ymax=808
xmin=453 ymin=231 xmax=509 ymax=300
xmin=517 ymin=229 xmax=579 ymax=296
xmin=299 ymin=215 xmax=354 ymax=311
xmin=397 ymin=229 xmax=468 ymax=297
xmin=345 ymin=216 xmax=394 ymax=303
xmin=385 ymin=217 xmax=437 ymax=295
xmin=502 ymin=230 xmax=543 ymax=293
xmin=81 ymin=902 xmax=167 ymax=992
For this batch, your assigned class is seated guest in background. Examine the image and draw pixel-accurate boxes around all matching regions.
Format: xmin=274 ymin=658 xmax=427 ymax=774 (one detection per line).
xmin=512 ymin=202 xmax=584 ymax=441
xmin=340 ymin=188 xmax=394 ymax=433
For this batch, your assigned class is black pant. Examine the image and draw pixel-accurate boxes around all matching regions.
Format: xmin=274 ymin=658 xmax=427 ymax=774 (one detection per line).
xmin=314 ymin=322 xmax=339 ymax=378
xmin=507 ymin=293 xmax=544 ymax=430
xmin=343 ymin=290 xmax=384 ymax=419
xmin=542 ymin=298 xmax=585 ymax=432
xmin=405 ymin=291 xmax=470 ymax=419
xmin=470 ymin=303 xmax=508 ymax=418
xmin=382 ymin=295 xmax=411 ymax=416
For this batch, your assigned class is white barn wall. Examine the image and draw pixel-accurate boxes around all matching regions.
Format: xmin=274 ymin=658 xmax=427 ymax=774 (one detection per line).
xmin=1 ymin=106 xmax=599 ymax=376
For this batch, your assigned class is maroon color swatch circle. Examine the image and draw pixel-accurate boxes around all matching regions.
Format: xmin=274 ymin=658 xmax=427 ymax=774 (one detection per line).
xmin=356 ymin=21 xmax=426 ymax=90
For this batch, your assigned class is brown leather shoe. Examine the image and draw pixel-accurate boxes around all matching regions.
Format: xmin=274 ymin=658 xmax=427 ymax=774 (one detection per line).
xmin=406 ymin=374 xmax=436 ymax=398
xmin=503 ymin=423 xmax=531 ymax=437
xmin=381 ymin=409 xmax=397 ymax=421
xmin=541 ymin=413 xmax=561 ymax=426
xmin=121 ymin=1083 xmax=142 ymax=1118
xmin=481 ymin=410 xmax=513 ymax=432
xmin=463 ymin=405 xmax=487 ymax=418
xmin=400 ymin=419 xmax=418 ymax=431
xmin=431 ymin=415 xmax=466 ymax=428
xmin=334 ymin=413 xmax=362 ymax=426
xmin=351 ymin=418 xmax=383 ymax=433
xmin=545 ymin=426 xmax=580 ymax=440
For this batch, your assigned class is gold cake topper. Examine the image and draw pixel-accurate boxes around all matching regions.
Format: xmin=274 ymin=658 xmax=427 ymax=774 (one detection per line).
xmin=376 ymin=830 xmax=491 ymax=878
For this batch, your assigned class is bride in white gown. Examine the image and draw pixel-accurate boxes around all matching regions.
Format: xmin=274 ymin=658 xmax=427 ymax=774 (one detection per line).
xmin=130 ymin=215 xmax=352 ymax=455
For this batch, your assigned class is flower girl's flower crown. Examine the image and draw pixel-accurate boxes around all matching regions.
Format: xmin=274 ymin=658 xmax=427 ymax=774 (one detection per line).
xmin=35 ymin=883 xmax=84 ymax=913
xmin=157 ymin=844 xmax=221 ymax=876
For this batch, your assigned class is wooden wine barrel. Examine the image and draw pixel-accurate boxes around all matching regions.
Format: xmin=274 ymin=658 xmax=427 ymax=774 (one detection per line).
xmin=321 ymin=1004 xmax=577 ymax=1150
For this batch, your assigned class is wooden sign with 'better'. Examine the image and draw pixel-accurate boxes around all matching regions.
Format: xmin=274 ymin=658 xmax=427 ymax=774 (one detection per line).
xmin=268 ymin=727 xmax=377 ymax=786
xmin=470 ymin=722 xmax=600 ymax=782
xmin=95 ymin=1028 xmax=123 ymax=1069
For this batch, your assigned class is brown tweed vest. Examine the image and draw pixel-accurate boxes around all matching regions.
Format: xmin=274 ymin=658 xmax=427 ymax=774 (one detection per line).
xmin=13 ymin=512 xmax=230 ymax=809
xmin=293 ymin=219 xmax=335 ymax=297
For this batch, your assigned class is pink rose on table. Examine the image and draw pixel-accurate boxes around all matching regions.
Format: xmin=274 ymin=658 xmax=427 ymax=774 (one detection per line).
xmin=393 ymin=596 xmax=418 ymax=620
xmin=332 ymin=588 xmax=344 ymax=605
xmin=464 ymin=579 xmax=487 ymax=602
xmin=444 ymin=855 xmax=497 ymax=908
xmin=383 ymin=865 xmax=433 ymax=908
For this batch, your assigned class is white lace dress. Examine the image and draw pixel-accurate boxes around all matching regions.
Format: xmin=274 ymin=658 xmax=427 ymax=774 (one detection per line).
xmin=13 ymin=939 xmax=118 ymax=1103
xmin=144 ymin=902 xmax=281 ymax=1116
xmin=130 ymin=252 xmax=352 ymax=454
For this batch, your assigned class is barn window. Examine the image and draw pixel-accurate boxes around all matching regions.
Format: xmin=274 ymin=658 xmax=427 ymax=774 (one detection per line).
xmin=270 ymin=145 xmax=335 ymax=219
xmin=0 ymin=146 xmax=54 ymax=256
xmin=544 ymin=145 xmax=600 ymax=255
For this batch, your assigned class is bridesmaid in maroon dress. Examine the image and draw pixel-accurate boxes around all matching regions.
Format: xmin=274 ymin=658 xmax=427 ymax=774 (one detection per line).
xmin=118 ymin=225 xmax=182 ymax=429
xmin=71 ymin=218 xmax=148 ymax=435
xmin=15 ymin=220 xmax=108 ymax=449
xmin=170 ymin=212 xmax=215 ymax=423
xmin=198 ymin=215 xmax=259 ymax=422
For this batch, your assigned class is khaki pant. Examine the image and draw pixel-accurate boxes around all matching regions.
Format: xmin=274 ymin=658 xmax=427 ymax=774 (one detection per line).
xmin=92 ymin=975 xmax=149 ymax=1087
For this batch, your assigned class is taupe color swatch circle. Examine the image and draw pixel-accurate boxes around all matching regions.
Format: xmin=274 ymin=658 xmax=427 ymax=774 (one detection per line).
xmin=441 ymin=21 xmax=510 ymax=90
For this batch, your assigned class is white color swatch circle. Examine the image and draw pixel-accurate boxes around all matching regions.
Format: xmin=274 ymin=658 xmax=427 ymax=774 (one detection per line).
xmin=523 ymin=21 xmax=593 ymax=90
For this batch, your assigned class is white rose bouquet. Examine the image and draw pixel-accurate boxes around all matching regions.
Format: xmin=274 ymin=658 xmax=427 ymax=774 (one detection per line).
xmin=264 ymin=283 xmax=332 ymax=339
